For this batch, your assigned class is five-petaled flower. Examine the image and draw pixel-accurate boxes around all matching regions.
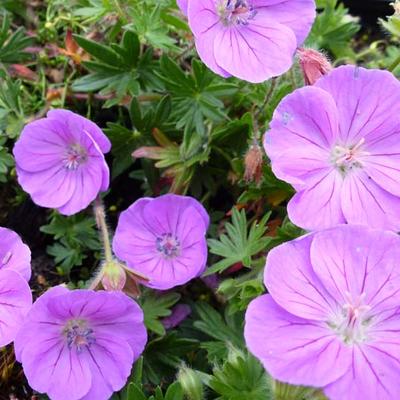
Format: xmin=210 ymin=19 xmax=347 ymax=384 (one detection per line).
xmin=186 ymin=0 xmax=316 ymax=82
xmin=0 ymin=227 xmax=32 ymax=347
xmin=264 ymin=65 xmax=400 ymax=231
xmin=13 ymin=109 xmax=111 ymax=216
xmin=14 ymin=287 xmax=147 ymax=400
xmin=113 ymin=194 xmax=209 ymax=290
xmin=245 ymin=225 xmax=400 ymax=400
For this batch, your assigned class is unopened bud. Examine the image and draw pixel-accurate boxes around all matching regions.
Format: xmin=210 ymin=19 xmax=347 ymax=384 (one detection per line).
xmin=8 ymin=64 xmax=38 ymax=81
xmin=132 ymin=146 xmax=164 ymax=160
xmin=297 ymin=48 xmax=332 ymax=86
xmin=101 ymin=261 xmax=126 ymax=291
xmin=244 ymin=142 xmax=263 ymax=185
xmin=177 ymin=366 xmax=205 ymax=400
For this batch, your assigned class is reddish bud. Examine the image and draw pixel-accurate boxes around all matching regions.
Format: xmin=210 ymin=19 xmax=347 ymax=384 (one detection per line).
xmin=132 ymin=146 xmax=164 ymax=160
xmin=8 ymin=64 xmax=38 ymax=81
xmin=297 ymin=48 xmax=332 ymax=86
xmin=244 ymin=143 xmax=264 ymax=185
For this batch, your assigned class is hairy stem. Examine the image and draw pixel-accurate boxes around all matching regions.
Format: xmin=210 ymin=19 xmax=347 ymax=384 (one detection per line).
xmin=94 ymin=196 xmax=113 ymax=265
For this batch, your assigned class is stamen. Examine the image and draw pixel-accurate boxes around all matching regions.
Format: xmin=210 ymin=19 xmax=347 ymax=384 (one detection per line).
xmin=63 ymin=144 xmax=88 ymax=170
xmin=218 ymin=0 xmax=257 ymax=26
xmin=329 ymin=292 xmax=372 ymax=345
xmin=156 ymin=233 xmax=180 ymax=259
xmin=331 ymin=137 xmax=370 ymax=174
xmin=63 ymin=319 xmax=95 ymax=352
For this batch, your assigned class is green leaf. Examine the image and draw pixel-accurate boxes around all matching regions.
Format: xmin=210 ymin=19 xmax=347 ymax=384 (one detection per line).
xmin=74 ymin=34 xmax=124 ymax=67
xmin=143 ymin=332 xmax=198 ymax=385
xmin=206 ymin=209 xmax=271 ymax=275
xmin=206 ymin=348 xmax=272 ymax=400
xmin=140 ymin=291 xmax=181 ymax=335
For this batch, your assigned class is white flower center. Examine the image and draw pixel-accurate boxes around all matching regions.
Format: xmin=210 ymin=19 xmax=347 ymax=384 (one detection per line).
xmin=218 ymin=0 xmax=257 ymax=26
xmin=329 ymin=292 xmax=372 ymax=345
xmin=331 ymin=137 xmax=369 ymax=175
xmin=63 ymin=144 xmax=88 ymax=170
xmin=63 ymin=319 xmax=95 ymax=352
xmin=156 ymin=233 xmax=180 ymax=259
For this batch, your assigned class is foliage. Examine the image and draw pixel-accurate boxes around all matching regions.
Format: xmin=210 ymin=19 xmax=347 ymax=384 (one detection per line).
xmin=207 ymin=208 xmax=271 ymax=275
xmin=41 ymin=213 xmax=101 ymax=275
xmin=139 ymin=290 xmax=181 ymax=336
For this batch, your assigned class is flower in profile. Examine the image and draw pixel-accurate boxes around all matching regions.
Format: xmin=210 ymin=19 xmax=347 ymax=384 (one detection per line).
xmin=162 ymin=304 xmax=192 ymax=329
xmin=264 ymin=65 xmax=400 ymax=231
xmin=14 ymin=287 xmax=147 ymax=400
xmin=187 ymin=0 xmax=316 ymax=82
xmin=297 ymin=48 xmax=332 ymax=85
xmin=245 ymin=225 xmax=400 ymax=400
xmin=113 ymin=194 xmax=209 ymax=290
xmin=0 ymin=227 xmax=32 ymax=347
xmin=13 ymin=109 xmax=111 ymax=216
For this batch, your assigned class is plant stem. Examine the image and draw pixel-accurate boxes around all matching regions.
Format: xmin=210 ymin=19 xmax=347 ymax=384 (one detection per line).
xmin=389 ymin=54 xmax=400 ymax=72
xmin=255 ymin=77 xmax=278 ymax=122
xmin=93 ymin=196 xmax=113 ymax=264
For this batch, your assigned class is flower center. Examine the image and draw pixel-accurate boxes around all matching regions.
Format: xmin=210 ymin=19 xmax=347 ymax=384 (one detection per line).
xmin=63 ymin=319 xmax=95 ymax=352
xmin=63 ymin=144 xmax=88 ymax=170
xmin=156 ymin=233 xmax=180 ymax=259
xmin=331 ymin=137 xmax=369 ymax=175
xmin=329 ymin=292 xmax=372 ymax=345
xmin=218 ymin=0 xmax=257 ymax=26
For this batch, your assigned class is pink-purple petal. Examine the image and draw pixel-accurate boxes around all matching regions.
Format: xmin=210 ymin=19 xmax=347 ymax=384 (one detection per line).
xmin=310 ymin=225 xmax=400 ymax=312
xmin=0 ymin=227 xmax=31 ymax=281
xmin=253 ymin=0 xmax=316 ymax=44
xmin=213 ymin=21 xmax=297 ymax=83
xmin=324 ymin=346 xmax=400 ymax=400
xmin=287 ymin=169 xmax=345 ymax=230
xmin=0 ymin=269 xmax=32 ymax=347
xmin=341 ymin=170 xmax=400 ymax=231
xmin=245 ymin=295 xmax=350 ymax=387
xmin=265 ymin=233 xmax=336 ymax=321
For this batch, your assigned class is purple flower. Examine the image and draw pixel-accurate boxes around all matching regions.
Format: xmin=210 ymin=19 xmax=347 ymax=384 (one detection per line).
xmin=113 ymin=194 xmax=209 ymax=290
xmin=0 ymin=227 xmax=32 ymax=347
xmin=13 ymin=109 xmax=111 ymax=216
xmin=187 ymin=0 xmax=316 ymax=83
xmin=14 ymin=287 xmax=147 ymax=400
xmin=245 ymin=225 xmax=400 ymax=400
xmin=264 ymin=65 xmax=400 ymax=231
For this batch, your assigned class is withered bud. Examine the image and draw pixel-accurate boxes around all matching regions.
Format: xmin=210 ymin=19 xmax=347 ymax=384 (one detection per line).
xmin=297 ymin=48 xmax=332 ymax=86
xmin=244 ymin=142 xmax=264 ymax=185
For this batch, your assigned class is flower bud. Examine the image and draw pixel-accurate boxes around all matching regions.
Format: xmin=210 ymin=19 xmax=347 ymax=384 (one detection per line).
xmin=101 ymin=261 xmax=126 ymax=291
xmin=132 ymin=146 xmax=164 ymax=160
xmin=177 ymin=366 xmax=205 ymax=400
xmin=297 ymin=48 xmax=332 ymax=86
xmin=244 ymin=142 xmax=263 ymax=185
